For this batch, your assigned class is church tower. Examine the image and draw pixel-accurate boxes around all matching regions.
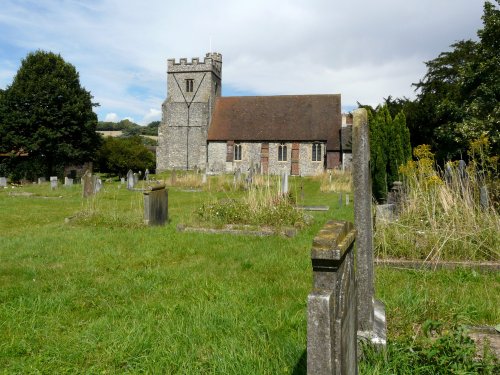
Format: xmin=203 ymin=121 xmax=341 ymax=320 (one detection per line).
xmin=156 ymin=52 xmax=222 ymax=171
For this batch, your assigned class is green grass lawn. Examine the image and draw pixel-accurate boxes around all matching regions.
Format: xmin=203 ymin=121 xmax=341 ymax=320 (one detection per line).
xmin=0 ymin=177 xmax=498 ymax=374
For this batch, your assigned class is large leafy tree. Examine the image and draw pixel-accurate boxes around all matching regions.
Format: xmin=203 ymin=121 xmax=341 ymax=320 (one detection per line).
xmin=413 ymin=0 xmax=499 ymax=161
xmin=95 ymin=136 xmax=155 ymax=176
xmin=0 ymin=50 xmax=101 ymax=179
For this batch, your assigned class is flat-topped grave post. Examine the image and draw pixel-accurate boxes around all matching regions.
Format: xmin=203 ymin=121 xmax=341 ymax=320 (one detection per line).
xmin=352 ymin=108 xmax=386 ymax=346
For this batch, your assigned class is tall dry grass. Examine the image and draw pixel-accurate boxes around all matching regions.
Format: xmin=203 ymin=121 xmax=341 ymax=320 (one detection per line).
xmin=375 ymin=144 xmax=500 ymax=262
xmin=316 ymin=169 xmax=353 ymax=193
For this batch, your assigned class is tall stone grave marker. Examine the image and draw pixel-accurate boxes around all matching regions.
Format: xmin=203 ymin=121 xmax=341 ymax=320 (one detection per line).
xmin=0 ymin=177 xmax=6 ymax=187
xmin=143 ymin=185 xmax=168 ymax=226
xmin=64 ymin=177 xmax=73 ymax=187
xmin=82 ymin=171 xmax=94 ymax=198
xmin=352 ymin=108 xmax=386 ymax=346
xmin=127 ymin=170 xmax=135 ymax=190
xmin=50 ymin=176 xmax=58 ymax=190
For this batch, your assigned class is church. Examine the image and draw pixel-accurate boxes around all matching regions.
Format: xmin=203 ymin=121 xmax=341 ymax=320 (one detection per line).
xmin=156 ymin=53 xmax=350 ymax=176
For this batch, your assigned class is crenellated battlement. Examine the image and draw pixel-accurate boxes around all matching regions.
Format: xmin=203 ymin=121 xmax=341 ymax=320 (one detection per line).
xmin=167 ymin=52 xmax=222 ymax=76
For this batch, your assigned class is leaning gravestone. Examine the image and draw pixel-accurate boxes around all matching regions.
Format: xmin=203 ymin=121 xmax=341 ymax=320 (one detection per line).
xmin=127 ymin=170 xmax=135 ymax=190
xmin=352 ymin=108 xmax=386 ymax=346
xmin=143 ymin=185 xmax=168 ymax=226
xmin=50 ymin=176 xmax=58 ymax=190
xmin=0 ymin=177 xmax=7 ymax=187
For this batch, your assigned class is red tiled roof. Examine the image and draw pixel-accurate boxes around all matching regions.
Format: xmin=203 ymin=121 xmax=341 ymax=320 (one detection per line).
xmin=207 ymin=95 xmax=342 ymax=150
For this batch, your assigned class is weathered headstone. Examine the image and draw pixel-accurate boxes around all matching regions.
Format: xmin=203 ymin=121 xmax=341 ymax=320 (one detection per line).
xmin=64 ymin=177 xmax=73 ymax=187
xmin=37 ymin=177 xmax=46 ymax=184
xmin=82 ymin=171 xmax=94 ymax=197
xmin=0 ymin=177 xmax=7 ymax=187
xmin=127 ymin=170 xmax=135 ymax=190
xmin=120 ymin=177 xmax=125 ymax=184
xmin=352 ymin=108 xmax=386 ymax=345
xmin=145 ymin=169 xmax=150 ymax=181
xmin=307 ymin=220 xmax=358 ymax=374
xmin=202 ymin=173 xmax=207 ymax=184
xmin=133 ymin=173 xmax=139 ymax=186
xmin=94 ymin=179 xmax=102 ymax=193
xmin=143 ymin=185 xmax=168 ymax=226
xmin=338 ymin=192 xmax=343 ymax=208
xmin=50 ymin=176 xmax=58 ymax=190
xmin=346 ymin=194 xmax=350 ymax=206
xmin=281 ymin=171 xmax=289 ymax=195
xmin=480 ymin=185 xmax=489 ymax=211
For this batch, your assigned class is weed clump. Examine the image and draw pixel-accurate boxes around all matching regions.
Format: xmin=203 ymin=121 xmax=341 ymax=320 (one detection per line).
xmin=375 ymin=141 xmax=500 ymax=261
xmin=196 ymin=191 xmax=307 ymax=229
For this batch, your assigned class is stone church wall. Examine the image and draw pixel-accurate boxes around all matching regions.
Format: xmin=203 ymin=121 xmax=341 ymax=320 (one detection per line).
xmin=207 ymin=141 xmax=327 ymax=176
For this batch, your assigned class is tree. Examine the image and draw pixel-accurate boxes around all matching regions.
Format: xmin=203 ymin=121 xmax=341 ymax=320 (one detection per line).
xmin=361 ymin=104 xmax=412 ymax=202
xmin=413 ymin=1 xmax=500 ymax=161
xmin=95 ymin=136 xmax=155 ymax=176
xmin=0 ymin=50 xmax=101 ymax=179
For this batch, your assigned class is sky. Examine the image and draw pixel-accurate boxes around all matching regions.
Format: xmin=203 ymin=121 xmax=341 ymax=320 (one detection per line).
xmin=0 ymin=0 xmax=487 ymax=125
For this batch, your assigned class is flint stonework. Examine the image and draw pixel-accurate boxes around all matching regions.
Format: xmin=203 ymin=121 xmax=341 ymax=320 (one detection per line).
xmin=352 ymin=108 xmax=374 ymax=333
xmin=307 ymin=220 xmax=358 ymax=375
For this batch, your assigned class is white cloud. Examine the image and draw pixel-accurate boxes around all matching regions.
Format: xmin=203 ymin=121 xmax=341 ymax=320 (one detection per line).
xmin=0 ymin=0 xmax=487 ymax=119
xmin=142 ymin=109 xmax=162 ymax=125
xmin=104 ymin=113 xmax=119 ymax=122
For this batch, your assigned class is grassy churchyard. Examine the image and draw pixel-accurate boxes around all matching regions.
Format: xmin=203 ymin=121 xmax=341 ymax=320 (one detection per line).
xmin=0 ymin=172 xmax=499 ymax=374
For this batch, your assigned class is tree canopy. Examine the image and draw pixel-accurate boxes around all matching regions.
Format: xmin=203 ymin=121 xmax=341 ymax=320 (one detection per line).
xmin=0 ymin=50 xmax=101 ymax=179
xmin=411 ymin=0 xmax=499 ymax=161
xmin=95 ymin=136 xmax=155 ymax=176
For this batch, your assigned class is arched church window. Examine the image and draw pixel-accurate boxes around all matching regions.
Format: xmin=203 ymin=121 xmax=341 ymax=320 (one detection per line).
xmin=278 ymin=143 xmax=287 ymax=161
xmin=234 ymin=143 xmax=242 ymax=161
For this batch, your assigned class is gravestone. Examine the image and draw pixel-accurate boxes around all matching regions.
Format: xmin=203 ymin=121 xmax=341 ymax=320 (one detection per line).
xmin=0 ymin=177 xmax=6 ymax=187
xmin=346 ymin=194 xmax=350 ymax=206
xmin=143 ymin=185 xmax=168 ymax=226
xmin=202 ymin=173 xmax=207 ymax=184
xmin=338 ymin=192 xmax=343 ymax=208
xmin=307 ymin=220 xmax=358 ymax=374
xmin=352 ymin=108 xmax=386 ymax=346
xmin=38 ymin=177 xmax=46 ymax=184
xmin=82 ymin=171 xmax=94 ymax=198
xmin=480 ymin=185 xmax=489 ymax=211
xmin=64 ymin=177 xmax=73 ymax=187
xmin=120 ymin=177 xmax=125 ymax=184
xmin=127 ymin=170 xmax=135 ymax=190
xmin=145 ymin=169 xmax=150 ymax=181
xmin=133 ymin=173 xmax=139 ymax=186
xmin=281 ymin=172 xmax=289 ymax=195
xmin=94 ymin=179 xmax=102 ymax=193
xmin=50 ymin=176 xmax=58 ymax=190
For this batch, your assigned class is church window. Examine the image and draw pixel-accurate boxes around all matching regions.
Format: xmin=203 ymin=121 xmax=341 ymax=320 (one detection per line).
xmin=234 ymin=143 xmax=242 ymax=161
xmin=312 ymin=143 xmax=322 ymax=161
xmin=186 ymin=79 xmax=194 ymax=92
xmin=278 ymin=143 xmax=287 ymax=161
